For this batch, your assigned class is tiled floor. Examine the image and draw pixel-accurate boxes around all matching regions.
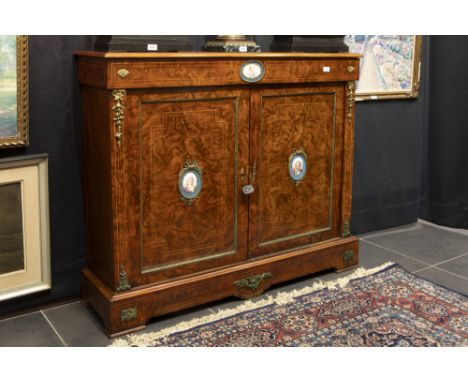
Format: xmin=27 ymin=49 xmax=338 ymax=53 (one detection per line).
xmin=1 ymin=220 xmax=467 ymax=347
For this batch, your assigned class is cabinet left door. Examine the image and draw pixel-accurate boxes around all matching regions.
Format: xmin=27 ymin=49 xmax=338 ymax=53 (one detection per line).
xmin=120 ymin=87 xmax=250 ymax=286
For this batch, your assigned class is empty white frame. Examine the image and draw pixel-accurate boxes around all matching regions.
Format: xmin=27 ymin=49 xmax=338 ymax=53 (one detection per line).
xmin=0 ymin=155 xmax=51 ymax=301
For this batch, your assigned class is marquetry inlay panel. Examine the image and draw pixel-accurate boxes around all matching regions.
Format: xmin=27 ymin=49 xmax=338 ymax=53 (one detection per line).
xmin=248 ymin=87 xmax=340 ymax=257
xmin=138 ymin=95 xmax=246 ymax=274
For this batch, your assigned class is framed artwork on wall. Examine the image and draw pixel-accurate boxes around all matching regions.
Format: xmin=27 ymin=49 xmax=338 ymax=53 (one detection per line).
xmin=345 ymin=35 xmax=422 ymax=101
xmin=0 ymin=155 xmax=51 ymax=301
xmin=0 ymin=35 xmax=29 ymax=148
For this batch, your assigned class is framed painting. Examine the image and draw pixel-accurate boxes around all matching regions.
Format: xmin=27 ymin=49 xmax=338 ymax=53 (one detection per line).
xmin=0 ymin=154 xmax=50 ymax=301
xmin=0 ymin=35 xmax=29 ymax=148
xmin=345 ymin=35 xmax=422 ymax=101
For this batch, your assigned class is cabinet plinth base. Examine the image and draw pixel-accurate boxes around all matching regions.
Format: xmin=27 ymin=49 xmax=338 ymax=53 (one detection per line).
xmin=82 ymin=236 xmax=359 ymax=337
xmin=104 ymin=325 xmax=147 ymax=339
xmin=335 ymin=264 xmax=360 ymax=273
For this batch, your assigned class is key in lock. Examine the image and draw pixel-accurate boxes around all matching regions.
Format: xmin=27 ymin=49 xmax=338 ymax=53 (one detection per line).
xmin=241 ymin=162 xmax=256 ymax=195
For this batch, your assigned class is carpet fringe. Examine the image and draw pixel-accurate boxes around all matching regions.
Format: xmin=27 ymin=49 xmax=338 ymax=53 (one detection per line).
xmin=111 ymin=262 xmax=394 ymax=347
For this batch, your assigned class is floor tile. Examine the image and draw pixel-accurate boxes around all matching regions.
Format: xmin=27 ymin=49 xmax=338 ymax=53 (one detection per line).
xmin=436 ymin=254 xmax=468 ymax=279
xmin=359 ymin=222 xmax=422 ymax=239
xmin=418 ymin=219 xmax=468 ymax=237
xmin=364 ymin=225 xmax=468 ymax=264
xmin=43 ymin=302 xmax=111 ymax=347
xmin=316 ymin=240 xmax=428 ymax=283
xmin=358 ymin=240 xmax=429 ymax=272
xmin=414 ymin=267 xmax=468 ymax=296
xmin=0 ymin=312 xmax=64 ymax=347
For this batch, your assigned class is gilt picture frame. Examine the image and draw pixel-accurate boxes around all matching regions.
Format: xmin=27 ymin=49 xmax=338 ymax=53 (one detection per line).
xmin=0 ymin=35 xmax=29 ymax=148
xmin=345 ymin=35 xmax=422 ymax=101
xmin=0 ymin=154 xmax=51 ymax=301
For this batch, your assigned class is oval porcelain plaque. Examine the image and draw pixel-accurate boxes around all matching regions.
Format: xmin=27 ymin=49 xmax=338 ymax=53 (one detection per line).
xmin=288 ymin=150 xmax=307 ymax=185
xmin=179 ymin=164 xmax=203 ymax=203
xmin=240 ymin=61 xmax=265 ymax=83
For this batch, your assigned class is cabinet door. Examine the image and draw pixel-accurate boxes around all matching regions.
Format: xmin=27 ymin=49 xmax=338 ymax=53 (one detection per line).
xmin=124 ymin=88 xmax=250 ymax=284
xmin=249 ymin=84 xmax=345 ymax=257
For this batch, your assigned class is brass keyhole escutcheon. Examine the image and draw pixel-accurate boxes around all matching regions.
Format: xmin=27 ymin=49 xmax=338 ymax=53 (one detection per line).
xmin=117 ymin=68 xmax=130 ymax=79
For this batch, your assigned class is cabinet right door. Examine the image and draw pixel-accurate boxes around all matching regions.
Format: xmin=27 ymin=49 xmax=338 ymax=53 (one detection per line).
xmin=249 ymin=84 xmax=346 ymax=257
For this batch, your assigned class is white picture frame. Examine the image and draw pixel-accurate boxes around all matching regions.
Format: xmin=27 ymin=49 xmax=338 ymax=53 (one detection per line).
xmin=0 ymin=154 xmax=51 ymax=301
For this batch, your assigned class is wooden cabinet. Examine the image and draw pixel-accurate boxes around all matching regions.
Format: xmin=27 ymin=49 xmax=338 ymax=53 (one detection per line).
xmin=76 ymin=52 xmax=360 ymax=337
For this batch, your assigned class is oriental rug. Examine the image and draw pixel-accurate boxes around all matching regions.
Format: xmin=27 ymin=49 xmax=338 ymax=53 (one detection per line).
xmin=112 ymin=263 xmax=468 ymax=347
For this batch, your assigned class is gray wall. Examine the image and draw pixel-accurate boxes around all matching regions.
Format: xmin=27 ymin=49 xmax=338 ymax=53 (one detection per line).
xmin=351 ymin=38 xmax=428 ymax=233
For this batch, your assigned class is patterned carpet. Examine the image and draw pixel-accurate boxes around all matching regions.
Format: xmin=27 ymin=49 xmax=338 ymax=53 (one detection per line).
xmin=113 ymin=263 xmax=468 ymax=347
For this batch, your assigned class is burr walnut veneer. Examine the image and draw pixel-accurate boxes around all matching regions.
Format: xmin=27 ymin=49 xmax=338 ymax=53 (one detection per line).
xmin=76 ymin=52 xmax=360 ymax=336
